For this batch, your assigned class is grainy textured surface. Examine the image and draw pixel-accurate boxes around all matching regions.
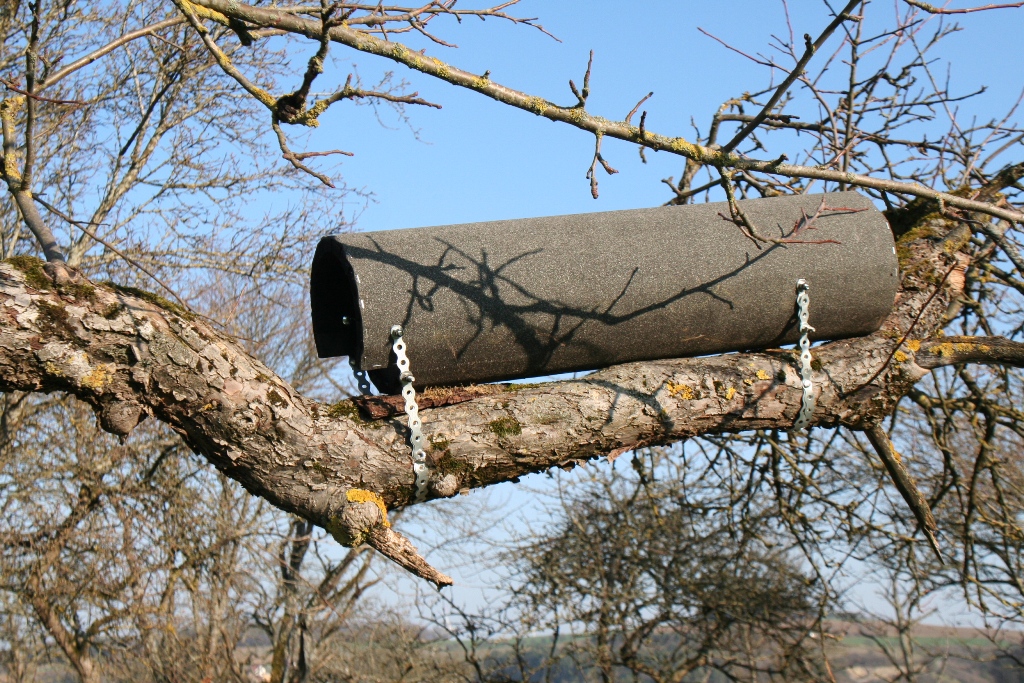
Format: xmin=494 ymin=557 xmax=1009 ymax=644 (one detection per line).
xmin=0 ymin=217 xmax=971 ymax=579
xmin=312 ymin=192 xmax=898 ymax=392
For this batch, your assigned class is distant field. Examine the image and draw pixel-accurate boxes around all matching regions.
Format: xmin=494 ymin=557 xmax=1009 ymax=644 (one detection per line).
xmin=4 ymin=621 xmax=1023 ymax=682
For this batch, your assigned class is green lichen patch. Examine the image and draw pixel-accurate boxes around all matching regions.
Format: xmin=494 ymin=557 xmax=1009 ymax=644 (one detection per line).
xmin=267 ymin=389 xmax=288 ymax=407
xmin=504 ymin=382 xmax=543 ymax=392
xmin=535 ymin=412 xmax=566 ymax=425
xmin=59 ymin=281 xmax=95 ymax=301
xmin=326 ymin=516 xmax=364 ymax=547
xmin=35 ymin=300 xmax=85 ymax=344
xmin=895 ymin=221 xmax=946 ymax=265
xmin=489 ymin=416 xmax=522 ymax=438
xmin=326 ymin=399 xmax=364 ymax=423
xmin=102 ymin=302 xmax=125 ymax=319
xmin=4 ymin=255 xmax=51 ymax=290
xmin=942 ymin=225 xmax=972 ymax=255
xmin=429 ymin=436 xmax=450 ymax=453
xmin=104 ymin=282 xmax=194 ymax=320
xmin=435 ymin=452 xmax=471 ymax=477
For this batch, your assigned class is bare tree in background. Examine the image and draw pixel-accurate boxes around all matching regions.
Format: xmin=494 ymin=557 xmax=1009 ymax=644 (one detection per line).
xmin=431 ymin=446 xmax=833 ymax=682
xmin=2 ymin=0 xmax=1024 ymax=680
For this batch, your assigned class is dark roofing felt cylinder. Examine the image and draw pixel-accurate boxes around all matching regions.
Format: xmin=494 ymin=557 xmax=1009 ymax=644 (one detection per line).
xmin=311 ymin=191 xmax=898 ymax=394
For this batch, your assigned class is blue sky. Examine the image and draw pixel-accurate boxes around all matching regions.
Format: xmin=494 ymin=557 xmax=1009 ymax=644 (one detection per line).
xmin=296 ymin=1 xmax=1024 ymax=233
xmin=280 ymin=1 xmax=1024 ymax=620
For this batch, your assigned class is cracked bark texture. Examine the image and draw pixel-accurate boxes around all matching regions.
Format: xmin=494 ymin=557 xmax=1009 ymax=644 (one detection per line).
xmin=0 ymin=216 xmax=981 ymax=580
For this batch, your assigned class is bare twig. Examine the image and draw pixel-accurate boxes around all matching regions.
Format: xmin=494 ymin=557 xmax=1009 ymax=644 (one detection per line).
xmin=721 ymin=0 xmax=863 ymax=154
xmin=0 ymin=79 xmax=86 ymax=106
xmin=625 ymin=91 xmax=653 ymax=125
xmin=272 ymin=120 xmax=340 ymax=188
xmin=568 ymin=50 xmax=593 ymax=108
xmin=585 ymin=132 xmax=618 ymax=199
xmin=902 ymin=0 xmax=1024 ymax=13
xmin=172 ymin=0 xmax=276 ymax=110
xmin=38 ymin=17 xmax=186 ymax=92
xmin=864 ymin=423 xmax=942 ymax=560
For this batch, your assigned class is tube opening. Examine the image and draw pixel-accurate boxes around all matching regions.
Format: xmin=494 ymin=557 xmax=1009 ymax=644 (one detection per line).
xmin=310 ymin=237 xmax=364 ymax=363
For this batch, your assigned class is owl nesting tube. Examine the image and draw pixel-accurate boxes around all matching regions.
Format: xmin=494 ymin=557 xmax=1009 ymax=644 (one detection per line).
xmin=311 ymin=191 xmax=898 ymax=395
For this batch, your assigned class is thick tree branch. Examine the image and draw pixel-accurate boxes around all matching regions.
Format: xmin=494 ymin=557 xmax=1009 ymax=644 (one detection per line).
xmin=0 ymin=211 xmax=972 ymax=580
xmin=914 ymin=336 xmax=1024 ymax=368
xmin=189 ymin=0 xmax=1024 ymax=226
xmin=1 ymin=98 xmax=65 ymax=262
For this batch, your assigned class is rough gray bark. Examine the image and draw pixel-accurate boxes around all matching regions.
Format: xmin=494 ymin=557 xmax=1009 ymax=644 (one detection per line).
xmin=1 ymin=215 xmax=1016 ymax=583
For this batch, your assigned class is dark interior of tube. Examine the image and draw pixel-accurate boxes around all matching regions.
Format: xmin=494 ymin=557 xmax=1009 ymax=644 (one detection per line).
xmin=310 ymin=239 xmax=363 ymax=362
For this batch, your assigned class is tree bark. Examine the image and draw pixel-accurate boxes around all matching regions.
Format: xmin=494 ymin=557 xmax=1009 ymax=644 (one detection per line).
xmin=0 ymin=216 xmax=986 ymax=580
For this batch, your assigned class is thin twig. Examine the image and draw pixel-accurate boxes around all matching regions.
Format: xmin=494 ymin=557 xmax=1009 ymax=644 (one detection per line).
xmin=272 ymin=119 xmax=339 ymax=188
xmin=585 ymin=133 xmax=617 ymax=199
xmin=902 ymin=0 xmax=1024 ymax=13
xmin=0 ymin=79 xmax=86 ymax=106
xmin=33 ymin=195 xmax=194 ymax=313
xmin=39 ymin=17 xmax=185 ymax=92
xmin=721 ymin=0 xmax=863 ymax=154
xmin=625 ymin=91 xmax=653 ymax=125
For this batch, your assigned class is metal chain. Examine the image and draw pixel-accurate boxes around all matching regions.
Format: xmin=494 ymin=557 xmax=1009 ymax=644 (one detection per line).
xmin=391 ymin=325 xmax=429 ymax=502
xmin=792 ymin=279 xmax=816 ymax=432
xmin=349 ymin=357 xmax=372 ymax=396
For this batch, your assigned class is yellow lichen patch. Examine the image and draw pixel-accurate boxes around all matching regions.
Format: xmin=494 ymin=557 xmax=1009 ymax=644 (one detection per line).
xmin=81 ymin=363 xmax=113 ymax=390
xmin=667 ymin=381 xmax=695 ymax=400
xmin=430 ymin=56 xmax=450 ymax=78
xmin=44 ymin=361 xmax=63 ymax=377
xmin=931 ymin=341 xmax=989 ymax=357
xmin=346 ymin=488 xmax=390 ymax=527
xmin=668 ymin=136 xmax=705 ymax=159
xmin=894 ymin=350 xmax=908 ymax=363
xmin=725 ymin=387 xmax=737 ymax=401
xmin=528 ymin=96 xmax=547 ymax=115
xmin=755 ymin=369 xmax=771 ymax=381
xmin=906 ymin=339 xmax=921 ymax=352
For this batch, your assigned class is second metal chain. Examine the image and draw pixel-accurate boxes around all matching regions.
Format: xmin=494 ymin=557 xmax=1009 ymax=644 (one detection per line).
xmin=792 ymin=279 xmax=816 ymax=432
xmin=391 ymin=325 xmax=429 ymax=503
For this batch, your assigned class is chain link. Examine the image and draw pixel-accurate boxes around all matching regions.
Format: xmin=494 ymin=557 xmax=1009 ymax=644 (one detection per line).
xmin=792 ymin=279 xmax=816 ymax=432
xmin=391 ymin=325 xmax=429 ymax=502
xmin=349 ymin=357 xmax=372 ymax=396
